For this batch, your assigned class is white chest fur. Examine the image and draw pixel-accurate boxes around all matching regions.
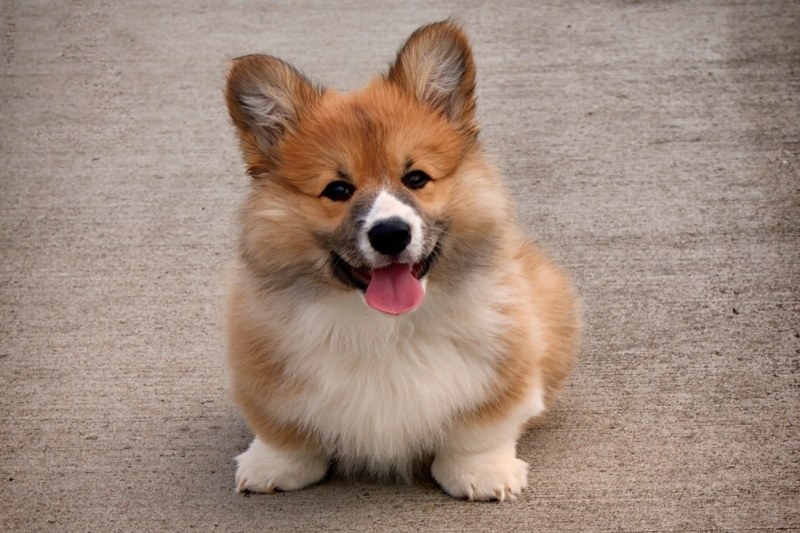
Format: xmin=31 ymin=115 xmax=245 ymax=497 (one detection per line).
xmin=263 ymin=277 xmax=514 ymax=474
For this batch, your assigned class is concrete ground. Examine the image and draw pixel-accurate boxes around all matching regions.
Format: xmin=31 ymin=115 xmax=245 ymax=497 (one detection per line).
xmin=1 ymin=1 xmax=798 ymax=531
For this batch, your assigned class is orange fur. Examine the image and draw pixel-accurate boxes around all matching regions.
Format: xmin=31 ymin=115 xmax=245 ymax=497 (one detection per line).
xmin=224 ymin=21 xmax=580 ymax=500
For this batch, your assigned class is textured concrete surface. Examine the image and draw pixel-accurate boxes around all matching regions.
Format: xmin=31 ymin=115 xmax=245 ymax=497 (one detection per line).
xmin=1 ymin=1 xmax=798 ymax=531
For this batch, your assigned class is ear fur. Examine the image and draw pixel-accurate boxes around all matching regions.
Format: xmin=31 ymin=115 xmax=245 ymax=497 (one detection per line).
xmin=226 ymin=55 xmax=321 ymax=167
xmin=386 ymin=21 xmax=477 ymax=133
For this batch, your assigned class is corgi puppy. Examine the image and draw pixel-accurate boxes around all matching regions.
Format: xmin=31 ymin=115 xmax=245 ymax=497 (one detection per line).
xmin=224 ymin=21 xmax=579 ymax=501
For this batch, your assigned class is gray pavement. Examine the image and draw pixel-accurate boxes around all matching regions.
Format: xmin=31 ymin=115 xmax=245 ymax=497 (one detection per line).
xmin=1 ymin=1 xmax=798 ymax=531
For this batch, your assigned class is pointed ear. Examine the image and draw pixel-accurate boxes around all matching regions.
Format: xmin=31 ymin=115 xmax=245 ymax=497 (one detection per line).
xmin=386 ymin=21 xmax=477 ymax=132
xmin=226 ymin=55 xmax=322 ymax=163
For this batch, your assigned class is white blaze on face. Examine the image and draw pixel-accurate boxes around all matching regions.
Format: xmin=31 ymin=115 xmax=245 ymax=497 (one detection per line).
xmin=359 ymin=190 xmax=424 ymax=264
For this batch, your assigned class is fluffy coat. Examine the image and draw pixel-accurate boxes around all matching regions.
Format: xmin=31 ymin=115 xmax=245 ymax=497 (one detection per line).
xmin=224 ymin=21 xmax=579 ymax=501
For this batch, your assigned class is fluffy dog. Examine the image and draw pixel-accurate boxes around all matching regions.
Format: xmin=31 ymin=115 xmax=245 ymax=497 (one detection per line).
xmin=224 ymin=21 xmax=579 ymax=501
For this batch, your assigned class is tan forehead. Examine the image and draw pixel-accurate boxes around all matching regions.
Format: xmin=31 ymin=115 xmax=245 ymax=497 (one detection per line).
xmin=281 ymin=83 xmax=464 ymax=187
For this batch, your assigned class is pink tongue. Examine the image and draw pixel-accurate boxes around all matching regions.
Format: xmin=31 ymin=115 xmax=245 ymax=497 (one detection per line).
xmin=365 ymin=263 xmax=424 ymax=315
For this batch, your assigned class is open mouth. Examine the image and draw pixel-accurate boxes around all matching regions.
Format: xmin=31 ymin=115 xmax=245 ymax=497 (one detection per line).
xmin=330 ymin=244 xmax=440 ymax=315
xmin=331 ymin=246 xmax=438 ymax=292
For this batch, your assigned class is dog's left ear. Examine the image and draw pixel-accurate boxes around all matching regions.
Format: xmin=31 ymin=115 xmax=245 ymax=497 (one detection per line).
xmin=387 ymin=21 xmax=477 ymax=133
xmin=226 ymin=54 xmax=322 ymax=173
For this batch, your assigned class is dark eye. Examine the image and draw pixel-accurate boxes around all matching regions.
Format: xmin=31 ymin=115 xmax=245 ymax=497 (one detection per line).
xmin=320 ymin=180 xmax=355 ymax=201
xmin=402 ymin=170 xmax=431 ymax=190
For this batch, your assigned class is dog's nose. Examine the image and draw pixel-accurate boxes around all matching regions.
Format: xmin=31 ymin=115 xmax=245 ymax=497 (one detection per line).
xmin=368 ymin=218 xmax=411 ymax=256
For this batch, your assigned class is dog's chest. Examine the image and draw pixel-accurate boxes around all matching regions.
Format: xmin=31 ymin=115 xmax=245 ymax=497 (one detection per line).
xmin=274 ymin=294 xmax=506 ymax=467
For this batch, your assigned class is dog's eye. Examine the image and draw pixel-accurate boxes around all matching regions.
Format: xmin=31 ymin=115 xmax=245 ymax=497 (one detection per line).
xmin=320 ymin=180 xmax=355 ymax=202
xmin=402 ymin=170 xmax=430 ymax=190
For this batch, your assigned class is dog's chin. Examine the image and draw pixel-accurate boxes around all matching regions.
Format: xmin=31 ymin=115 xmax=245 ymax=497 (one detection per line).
xmin=330 ymin=245 xmax=439 ymax=292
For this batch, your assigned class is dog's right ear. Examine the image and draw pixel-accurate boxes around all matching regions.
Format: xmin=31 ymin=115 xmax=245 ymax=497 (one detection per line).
xmin=386 ymin=21 xmax=477 ymax=135
xmin=226 ymin=55 xmax=321 ymax=170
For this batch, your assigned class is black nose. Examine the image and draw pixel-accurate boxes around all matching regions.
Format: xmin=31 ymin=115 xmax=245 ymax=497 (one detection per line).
xmin=368 ymin=218 xmax=411 ymax=256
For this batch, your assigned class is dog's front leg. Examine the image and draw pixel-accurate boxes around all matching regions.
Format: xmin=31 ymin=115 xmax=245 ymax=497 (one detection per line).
xmin=235 ymin=436 xmax=329 ymax=494
xmin=233 ymin=395 xmax=329 ymax=494
xmin=432 ymin=387 xmax=544 ymax=501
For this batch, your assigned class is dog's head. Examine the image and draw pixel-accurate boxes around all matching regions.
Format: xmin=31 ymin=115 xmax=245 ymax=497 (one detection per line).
xmin=226 ymin=22 xmax=507 ymax=315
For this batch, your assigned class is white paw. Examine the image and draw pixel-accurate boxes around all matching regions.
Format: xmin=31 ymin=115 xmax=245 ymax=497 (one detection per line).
xmin=234 ymin=437 xmax=329 ymax=493
xmin=431 ymin=451 xmax=529 ymax=502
